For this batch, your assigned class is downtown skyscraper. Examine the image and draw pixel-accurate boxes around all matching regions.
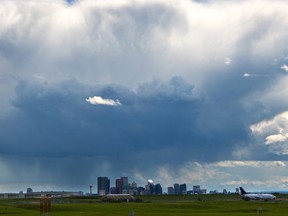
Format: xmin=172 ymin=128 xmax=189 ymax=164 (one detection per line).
xmin=97 ymin=177 xmax=110 ymax=195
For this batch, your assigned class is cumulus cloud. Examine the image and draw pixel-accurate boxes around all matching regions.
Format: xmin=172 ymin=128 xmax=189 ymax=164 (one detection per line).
xmin=250 ymin=111 xmax=288 ymax=155
xmin=281 ymin=64 xmax=288 ymax=72
xmin=86 ymin=96 xmax=122 ymax=106
xmin=266 ymin=134 xmax=287 ymax=144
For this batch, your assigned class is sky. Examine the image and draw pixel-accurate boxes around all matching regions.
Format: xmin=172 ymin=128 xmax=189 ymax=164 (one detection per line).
xmin=1 ymin=0 xmax=288 ymax=193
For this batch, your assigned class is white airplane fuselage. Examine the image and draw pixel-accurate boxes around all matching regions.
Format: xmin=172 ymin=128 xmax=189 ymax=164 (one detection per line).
xmin=239 ymin=187 xmax=276 ymax=201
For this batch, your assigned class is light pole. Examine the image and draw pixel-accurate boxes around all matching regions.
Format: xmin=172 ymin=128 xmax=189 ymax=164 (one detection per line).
xmin=89 ymin=185 xmax=93 ymax=196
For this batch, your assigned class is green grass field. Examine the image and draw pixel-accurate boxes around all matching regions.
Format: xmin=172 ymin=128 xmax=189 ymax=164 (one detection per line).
xmin=1 ymin=194 xmax=288 ymax=215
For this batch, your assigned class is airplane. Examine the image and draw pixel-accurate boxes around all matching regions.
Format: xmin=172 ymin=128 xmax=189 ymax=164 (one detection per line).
xmin=239 ymin=187 xmax=276 ymax=201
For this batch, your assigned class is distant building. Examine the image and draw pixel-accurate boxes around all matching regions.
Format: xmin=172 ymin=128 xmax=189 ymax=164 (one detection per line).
xmin=200 ymin=189 xmax=207 ymax=194
xmin=115 ymin=177 xmax=129 ymax=194
xmin=174 ymin=183 xmax=180 ymax=195
xmin=167 ymin=187 xmax=174 ymax=195
xmin=131 ymin=181 xmax=137 ymax=188
xmin=0 ymin=191 xmax=83 ymax=199
xmin=121 ymin=177 xmax=129 ymax=193
xmin=193 ymin=185 xmax=201 ymax=194
xmin=187 ymin=190 xmax=193 ymax=194
xmin=155 ymin=183 xmax=163 ymax=195
xmin=180 ymin=184 xmax=187 ymax=194
xmin=146 ymin=180 xmax=155 ymax=194
xmin=98 ymin=177 xmax=110 ymax=195
xmin=27 ymin=188 xmax=33 ymax=194
xmin=121 ymin=177 xmax=129 ymax=187
xmin=115 ymin=179 xmax=122 ymax=194
xmin=129 ymin=181 xmax=138 ymax=195
xmin=137 ymin=186 xmax=145 ymax=195
xmin=236 ymin=188 xmax=239 ymax=194
xmin=110 ymin=187 xmax=117 ymax=194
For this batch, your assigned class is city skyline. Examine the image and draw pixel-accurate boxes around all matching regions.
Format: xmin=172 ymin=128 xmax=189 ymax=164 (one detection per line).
xmin=1 ymin=0 xmax=288 ymax=193
xmin=97 ymin=176 xmax=189 ymax=195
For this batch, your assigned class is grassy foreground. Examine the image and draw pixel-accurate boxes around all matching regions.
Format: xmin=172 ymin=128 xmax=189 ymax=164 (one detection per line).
xmin=1 ymin=194 xmax=288 ymax=215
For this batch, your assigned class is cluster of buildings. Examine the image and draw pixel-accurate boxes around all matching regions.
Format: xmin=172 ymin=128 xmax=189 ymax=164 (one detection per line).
xmin=97 ymin=176 xmax=207 ymax=196
xmin=0 ymin=188 xmax=83 ymax=199
xmin=0 ymin=176 xmax=209 ymax=199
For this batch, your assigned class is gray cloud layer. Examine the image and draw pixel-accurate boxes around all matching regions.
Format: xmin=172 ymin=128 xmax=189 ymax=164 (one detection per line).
xmin=1 ymin=0 xmax=288 ymax=192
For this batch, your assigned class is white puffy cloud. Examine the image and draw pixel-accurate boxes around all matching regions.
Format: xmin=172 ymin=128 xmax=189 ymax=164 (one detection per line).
xmin=85 ymin=96 xmax=122 ymax=106
xmin=281 ymin=65 xmax=288 ymax=72
xmin=266 ymin=134 xmax=287 ymax=144
xmin=250 ymin=111 xmax=288 ymax=154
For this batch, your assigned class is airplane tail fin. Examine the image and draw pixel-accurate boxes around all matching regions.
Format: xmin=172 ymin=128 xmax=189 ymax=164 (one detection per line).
xmin=239 ymin=187 xmax=247 ymax=195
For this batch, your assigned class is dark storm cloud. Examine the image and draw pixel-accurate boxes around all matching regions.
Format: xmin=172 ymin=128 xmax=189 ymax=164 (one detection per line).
xmin=7 ymin=74 xmax=254 ymax=161
xmin=5 ymin=77 xmax=201 ymax=157
xmin=1 ymin=0 xmax=288 ymax=192
xmin=1 ymin=68 xmax=284 ymax=190
xmin=0 ymin=77 xmax=203 ymax=188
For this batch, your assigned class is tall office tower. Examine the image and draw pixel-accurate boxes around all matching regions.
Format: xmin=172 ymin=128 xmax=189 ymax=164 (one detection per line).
xmin=121 ymin=177 xmax=128 ymax=187
xmin=174 ymin=183 xmax=180 ymax=195
xmin=121 ymin=177 xmax=128 ymax=185
xmin=97 ymin=177 xmax=110 ymax=195
xmin=147 ymin=180 xmax=155 ymax=194
xmin=167 ymin=186 xmax=174 ymax=195
xmin=155 ymin=183 xmax=163 ymax=195
xmin=121 ymin=177 xmax=129 ymax=193
xmin=180 ymin=184 xmax=187 ymax=194
xmin=115 ymin=178 xmax=122 ymax=194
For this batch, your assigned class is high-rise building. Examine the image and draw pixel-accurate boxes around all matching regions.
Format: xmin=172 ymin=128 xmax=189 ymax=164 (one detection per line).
xmin=155 ymin=183 xmax=163 ymax=195
xmin=180 ymin=184 xmax=187 ymax=194
xmin=146 ymin=180 xmax=155 ymax=194
xmin=121 ymin=177 xmax=129 ymax=193
xmin=115 ymin=178 xmax=122 ymax=194
xmin=121 ymin=177 xmax=128 ymax=186
xmin=97 ymin=177 xmax=110 ymax=195
xmin=174 ymin=183 xmax=180 ymax=195
xmin=167 ymin=186 xmax=174 ymax=195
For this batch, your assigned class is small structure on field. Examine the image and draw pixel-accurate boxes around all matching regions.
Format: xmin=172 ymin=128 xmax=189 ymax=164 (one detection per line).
xmin=257 ymin=206 xmax=263 ymax=215
xmin=40 ymin=197 xmax=51 ymax=216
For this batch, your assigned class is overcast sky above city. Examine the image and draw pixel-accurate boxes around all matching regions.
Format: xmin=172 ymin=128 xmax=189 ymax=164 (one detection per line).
xmin=1 ymin=0 xmax=288 ymax=193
